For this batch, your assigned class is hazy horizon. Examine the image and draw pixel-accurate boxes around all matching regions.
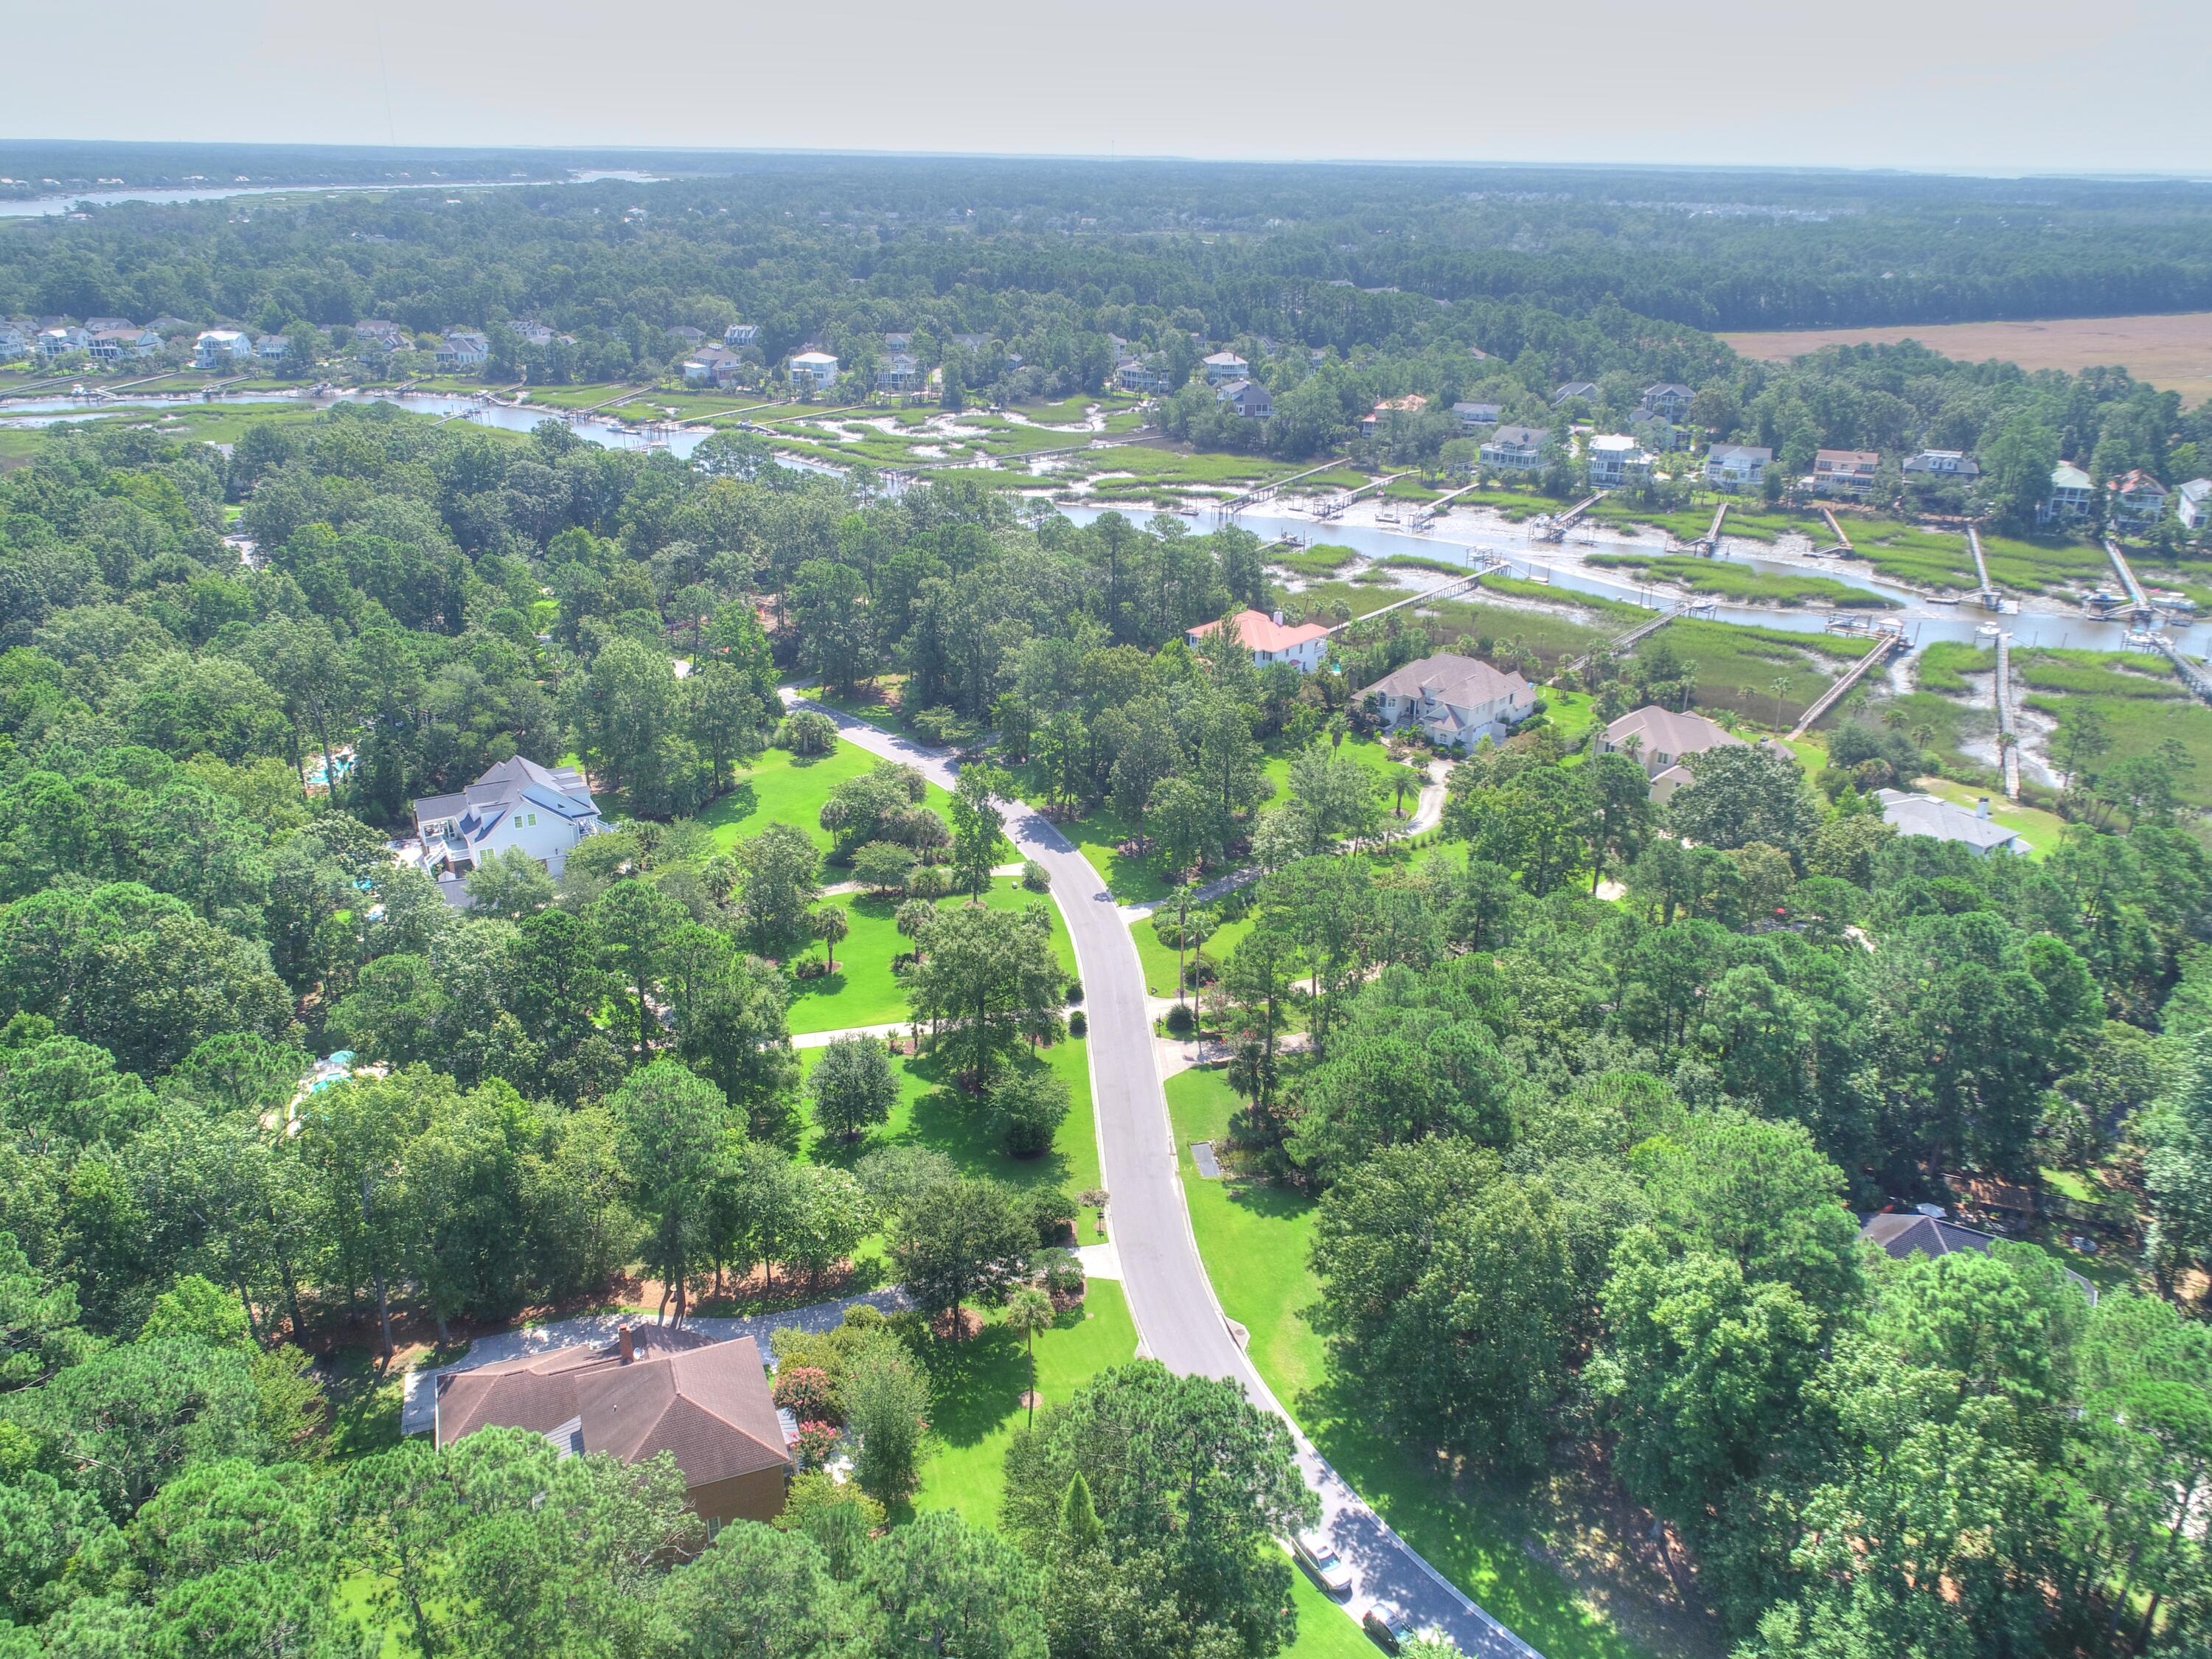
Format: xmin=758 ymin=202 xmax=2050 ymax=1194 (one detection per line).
xmin=0 ymin=0 xmax=2202 ymax=178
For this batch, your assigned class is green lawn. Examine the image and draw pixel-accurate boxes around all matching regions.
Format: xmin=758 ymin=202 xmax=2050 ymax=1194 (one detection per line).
xmin=1910 ymin=776 xmax=2069 ymax=860
xmin=913 ymin=1279 xmax=1137 ymax=1528
xmin=1164 ymin=1069 xmax=1649 ymax=1659
xmin=785 ymin=877 xmax=1072 ymax=1035
xmin=696 ymin=740 xmax=953 ymax=858
xmin=1134 ymin=910 xmax=1257 ymax=998
xmin=1286 ymin=1571 xmax=1377 ymax=1657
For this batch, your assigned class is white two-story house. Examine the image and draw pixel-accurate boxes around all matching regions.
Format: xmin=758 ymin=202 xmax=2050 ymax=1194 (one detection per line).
xmin=194 ymin=328 xmax=254 ymax=368
xmin=411 ymin=757 xmax=603 ymax=898
xmin=1705 ymin=443 xmax=1773 ymax=492
xmin=1363 ymin=653 xmax=1534 ymax=749
xmin=1587 ymin=434 xmax=1651 ymax=487
xmin=1186 ymin=609 xmax=1331 ymax=672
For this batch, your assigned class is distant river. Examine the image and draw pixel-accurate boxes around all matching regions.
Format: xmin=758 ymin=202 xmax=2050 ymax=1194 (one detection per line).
xmin=0 ymin=169 xmax=661 ymax=218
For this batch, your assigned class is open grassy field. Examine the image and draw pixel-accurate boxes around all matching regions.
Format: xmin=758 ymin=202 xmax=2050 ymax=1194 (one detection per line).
xmin=695 ymin=740 xmax=954 ymax=857
xmin=783 ymin=876 xmax=1074 ymax=1036
xmin=1911 ymin=776 xmax=2069 ymax=858
xmin=1584 ymin=552 xmax=1894 ymax=609
xmin=1720 ymin=311 xmax=2212 ymax=406
xmin=1165 ymin=1068 xmax=1657 ymax=1659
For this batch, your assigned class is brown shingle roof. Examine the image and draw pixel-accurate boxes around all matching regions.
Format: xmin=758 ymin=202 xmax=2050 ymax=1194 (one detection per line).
xmin=434 ymin=1331 xmax=791 ymax=1488
xmin=1601 ymin=705 xmax=1744 ymax=761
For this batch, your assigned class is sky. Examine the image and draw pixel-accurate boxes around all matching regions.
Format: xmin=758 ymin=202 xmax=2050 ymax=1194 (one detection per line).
xmin=1 ymin=0 xmax=2205 ymax=178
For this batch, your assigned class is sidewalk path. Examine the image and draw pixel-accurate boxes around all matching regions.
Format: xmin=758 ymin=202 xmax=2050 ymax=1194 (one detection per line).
xmin=779 ymin=693 xmax=1538 ymax=1657
xmin=400 ymin=1287 xmax=911 ymax=1436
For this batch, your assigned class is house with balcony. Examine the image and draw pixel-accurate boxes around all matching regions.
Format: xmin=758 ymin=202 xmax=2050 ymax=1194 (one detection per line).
xmin=1812 ymin=448 xmax=1880 ymax=497
xmin=193 ymin=329 xmax=254 ymax=368
xmin=2107 ymin=469 xmax=2169 ymax=533
xmin=1480 ymin=424 xmax=1551 ymax=473
xmin=1362 ymin=653 xmax=1534 ymax=750
xmin=1705 ymin=443 xmax=1773 ymax=492
xmin=1586 ymin=434 xmax=1651 ymax=488
xmin=1640 ymin=382 xmax=1694 ymax=422
xmin=2040 ymin=462 xmax=2096 ymax=526
xmin=255 ymin=334 xmax=291 ymax=361
xmin=875 ymin=352 xmax=924 ymax=392
xmin=1186 ymin=608 xmax=1331 ymax=672
xmin=37 ymin=324 xmax=91 ymax=358
xmin=787 ymin=349 xmax=840 ymax=391
xmin=1201 ymin=350 xmax=1251 ymax=385
xmin=1450 ymin=400 xmax=1502 ymax=434
xmin=1217 ymin=378 xmax=1273 ymax=420
xmin=1115 ymin=355 xmax=1166 ymax=394
xmin=88 ymin=325 xmax=161 ymax=363
xmin=1627 ymin=407 xmax=1677 ymax=452
xmin=0 ymin=321 xmax=29 ymax=359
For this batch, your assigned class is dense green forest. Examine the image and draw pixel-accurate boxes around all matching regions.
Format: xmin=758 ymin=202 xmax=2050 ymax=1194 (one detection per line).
xmin=4 ymin=150 xmax=2212 ymax=1659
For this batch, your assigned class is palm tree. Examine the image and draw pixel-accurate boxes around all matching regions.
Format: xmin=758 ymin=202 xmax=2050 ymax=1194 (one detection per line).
xmin=811 ymin=907 xmax=849 ymax=974
xmin=1004 ymin=1284 xmax=1056 ymax=1429
xmin=1769 ymin=674 xmax=1792 ymax=733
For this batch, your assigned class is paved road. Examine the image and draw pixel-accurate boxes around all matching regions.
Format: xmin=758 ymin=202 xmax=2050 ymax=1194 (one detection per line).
xmin=782 ymin=695 xmax=1539 ymax=1658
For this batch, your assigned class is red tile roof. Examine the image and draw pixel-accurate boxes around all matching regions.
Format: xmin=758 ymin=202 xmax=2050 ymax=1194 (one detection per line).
xmin=1188 ymin=610 xmax=1331 ymax=653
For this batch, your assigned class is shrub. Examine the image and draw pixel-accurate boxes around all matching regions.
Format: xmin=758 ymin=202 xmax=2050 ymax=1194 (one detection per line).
xmin=778 ymin=709 xmax=838 ymax=756
xmin=1065 ymin=978 xmax=1083 ymax=1004
xmin=773 ymin=1364 xmax=835 ymax=1420
xmin=791 ymin=1419 xmax=842 ymax=1470
xmin=1164 ymin=1001 xmax=1195 ymax=1036
xmin=852 ymin=841 xmax=918 ymax=894
xmin=1068 ymin=1009 xmax=1087 ymax=1037
xmin=1023 ymin=1186 xmax=1077 ymax=1246
xmin=778 ymin=1470 xmax=885 ymax=1537
xmin=1020 ymin=860 xmax=1051 ymax=893
xmin=1040 ymin=1251 xmax=1087 ymax=1301
xmin=846 ymin=1343 xmax=930 ymax=1503
xmin=907 ymin=863 xmax=952 ymax=900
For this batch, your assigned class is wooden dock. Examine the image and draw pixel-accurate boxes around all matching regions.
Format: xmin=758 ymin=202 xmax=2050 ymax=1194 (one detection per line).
xmin=1557 ymin=602 xmax=1690 ymax=679
xmin=1531 ymin=490 xmax=1608 ymax=543
xmin=1686 ymin=500 xmax=1730 ymax=553
xmin=1994 ymin=631 xmax=2022 ymax=800
xmin=1218 ymin=457 xmax=1351 ymax=518
xmin=1965 ymin=524 xmax=2003 ymax=609
xmin=1787 ymin=629 xmax=1902 ymax=739
xmin=2143 ymin=630 xmax=2212 ymax=706
xmin=1814 ymin=506 xmax=1854 ymax=557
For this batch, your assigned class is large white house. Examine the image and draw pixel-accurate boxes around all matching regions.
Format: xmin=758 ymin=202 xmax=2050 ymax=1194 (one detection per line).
xmin=1200 ymin=350 xmax=1250 ymax=385
xmin=1586 ymin=434 xmax=1651 ymax=488
xmin=193 ymin=328 xmax=254 ymax=368
xmin=1186 ymin=608 xmax=1331 ymax=672
xmin=1362 ymin=653 xmax=1534 ymax=750
xmin=787 ymin=349 xmax=840 ymax=391
xmin=2177 ymin=479 xmax=2212 ymax=532
xmin=412 ymin=757 xmax=604 ymax=897
xmin=1705 ymin=443 xmax=1773 ymax=492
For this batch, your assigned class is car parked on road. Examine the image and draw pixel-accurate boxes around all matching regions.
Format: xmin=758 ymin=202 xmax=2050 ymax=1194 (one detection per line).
xmin=1293 ymin=1530 xmax=1354 ymax=1596
xmin=1363 ymin=1606 xmax=1417 ymax=1652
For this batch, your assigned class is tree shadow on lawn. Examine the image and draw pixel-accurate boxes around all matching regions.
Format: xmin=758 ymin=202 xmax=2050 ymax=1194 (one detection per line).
xmin=922 ymin=1322 xmax=1026 ymax=1455
xmin=904 ymin=1048 xmax=1076 ymax=1196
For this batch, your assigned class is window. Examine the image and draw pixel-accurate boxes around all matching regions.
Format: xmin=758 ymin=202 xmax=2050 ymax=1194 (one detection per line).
xmin=526 ymin=813 xmax=538 ymax=827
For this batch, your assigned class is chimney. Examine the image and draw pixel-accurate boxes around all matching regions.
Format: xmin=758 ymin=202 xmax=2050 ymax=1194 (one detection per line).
xmin=617 ymin=1324 xmax=635 ymax=1364
xmin=1975 ymin=796 xmax=1991 ymax=820
xmin=1271 ymin=608 xmax=1285 ymax=626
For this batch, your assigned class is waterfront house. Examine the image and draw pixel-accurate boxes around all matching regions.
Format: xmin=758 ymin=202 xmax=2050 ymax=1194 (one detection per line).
xmin=1480 ymin=424 xmax=1551 ymax=473
xmin=1186 ymin=609 xmax=1331 ymax=672
xmin=787 ymin=349 xmax=840 ymax=391
xmin=37 ymin=324 xmax=91 ymax=358
xmin=1812 ymin=449 xmax=1880 ymax=496
xmin=875 ymin=352 xmax=924 ymax=392
xmin=1201 ymin=350 xmax=1250 ymax=385
xmin=1627 ymin=408 xmax=1677 ymax=452
xmin=1217 ymin=378 xmax=1274 ymax=420
xmin=1705 ymin=443 xmax=1773 ymax=492
xmin=2040 ymin=462 xmax=2096 ymax=526
xmin=683 ymin=346 xmax=743 ymax=389
xmin=2177 ymin=478 xmax=2212 ymax=532
xmin=2107 ymin=469 xmax=2170 ymax=533
xmin=1450 ymin=400 xmax=1502 ymax=433
xmin=1874 ymin=787 xmax=2026 ymax=855
xmin=1359 ymin=393 xmax=1429 ymax=437
xmin=1902 ymin=448 xmax=1980 ymax=479
xmin=1586 ymin=434 xmax=1652 ymax=488
xmin=193 ymin=328 xmax=254 ymax=368
xmin=255 ymin=334 xmax=291 ymax=361
xmin=352 ymin=319 xmax=406 ymax=352
xmin=1362 ymin=653 xmax=1534 ymax=750
xmin=1601 ymin=706 xmax=1746 ymax=803
xmin=88 ymin=325 xmax=162 ymax=363
xmin=435 ymin=330 xmax=490 ymax=370
xmin=1115 ymin=355 xmax=1166 ymax=394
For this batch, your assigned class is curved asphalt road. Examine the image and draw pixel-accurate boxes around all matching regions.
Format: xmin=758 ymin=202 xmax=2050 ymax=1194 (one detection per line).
xmin=782 ymin=694 xmax=1540 ymax=1659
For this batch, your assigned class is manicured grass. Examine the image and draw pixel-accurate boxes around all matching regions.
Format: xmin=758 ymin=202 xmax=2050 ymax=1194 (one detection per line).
xmin=1286 ymin=1571 xmax=1376 ymax=1657
xmin=695 ymin=740 xmax=953 ymax=858
xmin=1163 ymin=1070 xmax=1647 ymax=1659
xmin=798 ymin=1032 xmax=1101 ymax=1245
xmin=1584 ymin=552 xmax=1894 ymax=609
xmin=1908 ymin=776 xmax=2070 ymax=860
xmin=1134 ymin=910 xmax=1256 ymax=998
xmin=785 ymin=877 xmax=1072 ymax=1036
xmin=912 ymin=1279 xmax=1137 ymax=1529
